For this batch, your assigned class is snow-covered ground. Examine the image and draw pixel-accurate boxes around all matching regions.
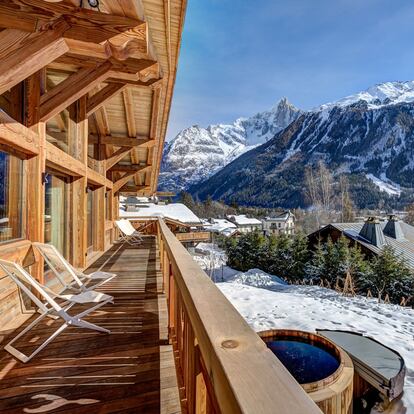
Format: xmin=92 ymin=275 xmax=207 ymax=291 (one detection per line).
xmin=192 ymin=243 xmax=414 ymax=413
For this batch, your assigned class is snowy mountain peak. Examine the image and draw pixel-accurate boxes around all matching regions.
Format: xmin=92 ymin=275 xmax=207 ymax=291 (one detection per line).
xmin=159 ymin=99 xmax=302 ymax=192
xmin=318 ymin=80 xmax=414 ymax=111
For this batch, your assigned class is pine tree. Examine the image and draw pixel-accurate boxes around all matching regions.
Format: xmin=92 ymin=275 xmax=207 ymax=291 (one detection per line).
xmin=305 ymin=241 xmax=325 ymax=283
xmin=369 ymin=245 xmax=412 ymax=300
xmin=288 ymin=233 xmax=309 ymax=281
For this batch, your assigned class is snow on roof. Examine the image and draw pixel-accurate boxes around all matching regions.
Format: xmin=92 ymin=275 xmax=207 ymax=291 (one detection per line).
xmin=120 ymin=203 xmax=201 ymax=224
xmin=208 ymin=219 xmax=237 ymax=233
xmin=227 ymin=214 xmax=262 ymax=226
xmin=321 ymin=222 xmax=414 ymax=270
xmin=264 ymin=211 xmax=295 ymax=221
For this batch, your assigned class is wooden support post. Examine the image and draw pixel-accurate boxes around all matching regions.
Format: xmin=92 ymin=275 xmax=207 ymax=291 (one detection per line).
xmin=94 ymin=186 xmax=105 ymax=252
xmin=24 ymin=71 xmax=46 ymax=282
xmin=71 ymin=177 xmax=87 ymax=268
xmin=70 ymin=96 xmax=88 ymax=267
xmin=68 ymin=96 xmax=88 ymax=161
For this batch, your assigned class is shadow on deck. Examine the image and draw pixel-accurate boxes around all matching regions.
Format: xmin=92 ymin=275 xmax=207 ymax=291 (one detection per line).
xmin=0 ymin=237 xmax=181 ymax=414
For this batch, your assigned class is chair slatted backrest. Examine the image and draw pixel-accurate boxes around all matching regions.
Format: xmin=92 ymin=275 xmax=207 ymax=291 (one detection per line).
xmin=122 ymin=219 xmax=139 ymax=234
xmin=115 ymin=219 xmax=135 ymax=236
xmin=0 ymin=259 xmax=63 ymax=313
xmin=33 ymin=243 xmax=83 ymax=289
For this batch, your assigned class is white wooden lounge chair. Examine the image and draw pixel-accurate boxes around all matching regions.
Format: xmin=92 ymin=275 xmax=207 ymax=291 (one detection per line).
xmin=33 ymin=242 xmax=116 ymax=293
xmin=0 ymin=259 xmax=113 ymax=363
xmin=122 ymin=219 xmax=145 ymax=241
xmin=115 ymin=219 xmax=143 ymax=245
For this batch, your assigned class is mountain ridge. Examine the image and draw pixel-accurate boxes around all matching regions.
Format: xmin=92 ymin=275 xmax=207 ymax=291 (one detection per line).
xmin=158 ymin=98 xmax=302 ymax=191
xmin=188 ymin=81 xmax=414 ymax=209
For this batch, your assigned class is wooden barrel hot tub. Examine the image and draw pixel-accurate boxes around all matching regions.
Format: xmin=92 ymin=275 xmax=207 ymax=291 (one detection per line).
xmin=259 ymin=329 xmax=354 ymax=414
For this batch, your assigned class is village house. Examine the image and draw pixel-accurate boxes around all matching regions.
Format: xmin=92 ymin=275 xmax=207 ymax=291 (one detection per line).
xmin=308 ymin=215 xmax=414 ymax=271
xmin=226 ymin=214 xmax=263 ymax=233
xmin=262 ymin=210 xmax=295 ymax=236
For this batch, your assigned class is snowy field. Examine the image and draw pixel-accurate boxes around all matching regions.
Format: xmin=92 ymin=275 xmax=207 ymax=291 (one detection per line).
xmin=192 ymin=243 xmax=414 ymax=413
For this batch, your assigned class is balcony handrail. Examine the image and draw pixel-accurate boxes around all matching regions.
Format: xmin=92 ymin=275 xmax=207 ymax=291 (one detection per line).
xmin=157 ymin=218 xmax=320 ymax=414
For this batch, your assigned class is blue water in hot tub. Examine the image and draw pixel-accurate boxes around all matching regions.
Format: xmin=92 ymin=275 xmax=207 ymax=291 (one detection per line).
xmin=266 ymin=339 xmax=339 ymax=384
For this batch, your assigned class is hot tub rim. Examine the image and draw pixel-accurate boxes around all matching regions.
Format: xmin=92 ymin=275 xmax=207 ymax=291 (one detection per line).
xmin=258 ymin=329 xmax=348 ymax=391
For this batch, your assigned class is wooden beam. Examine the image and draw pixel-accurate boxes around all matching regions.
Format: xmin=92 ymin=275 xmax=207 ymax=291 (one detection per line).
xmin=40 ymin=62 xmax=112 ymax=122
xmin=0 ymin=0 xmax=146 ymax=44
xmin=119 ymin=185 xmax=150 ymax=194
xmin=0 ymin=26 xmax=69 ymax=95
xmin=109 ymin=164 xmax=149 ymax=172
xmin=150 ymin=87 xmax=162 ymax=139
xmin=89 ymin=134 xmax=154 ymax=147
xmin=87 ymin=167 xmax=110 ymax=188
xmin=64 ymin=37 xmax=148 ymax=61
xmin=105 ymin=147 xmax=132 ymax=170
xmin=0 ymin=111 xmax=39 ymax=156
xmin=86 ymin=83 xmax=127 ymax=117
xmin=122 ymin=88 xmax=140 ymax=185
xmin=55 ymin=53 xmax=156 ymax=75
xmin=113 ymin=171 xmax=140 ymax=193
xmin=45 ymin=140 xmax=86 ymax=177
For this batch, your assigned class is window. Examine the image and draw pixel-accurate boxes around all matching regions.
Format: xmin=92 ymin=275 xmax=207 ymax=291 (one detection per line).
xmin=0 ymin=151 xmax=24 ymax=243
xmin=44 ymin=172 xmax=69 ymax=258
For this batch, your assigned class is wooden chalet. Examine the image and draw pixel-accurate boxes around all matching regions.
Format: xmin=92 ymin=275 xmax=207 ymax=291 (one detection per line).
xmin=0 ymin=1 xmax=320 ymax=413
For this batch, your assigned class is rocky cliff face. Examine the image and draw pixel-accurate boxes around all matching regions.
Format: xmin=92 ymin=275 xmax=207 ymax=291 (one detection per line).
xmin=158 ymin=98 xmax=302 ymax=191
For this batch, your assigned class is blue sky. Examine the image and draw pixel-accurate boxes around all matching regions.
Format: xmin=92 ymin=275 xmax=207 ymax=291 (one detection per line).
xmin=166 ymin=0 xmax=414 ymax=140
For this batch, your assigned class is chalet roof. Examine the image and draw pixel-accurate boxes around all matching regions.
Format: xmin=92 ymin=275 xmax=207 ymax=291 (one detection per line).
xmin=18 ymin=0 xmax=187 ymax=197
xmin=321 ymin=221 xmax=414 ymax=270
xmin=264 ymin=210 xmax=295 ymax=222
xmin=207 ymin=219 xmax=237 ymax=233
xmin=227 ymin=215 xmax=262 ymax=226
xmin=120 ymin=203 xmax=202 ymax=225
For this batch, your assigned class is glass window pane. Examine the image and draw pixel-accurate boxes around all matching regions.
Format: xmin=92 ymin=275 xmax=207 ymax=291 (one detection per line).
xmin=44 ymin=173 xmax=68 ymax=259
xmin=0 ymin=151 xmax=23 ymax=242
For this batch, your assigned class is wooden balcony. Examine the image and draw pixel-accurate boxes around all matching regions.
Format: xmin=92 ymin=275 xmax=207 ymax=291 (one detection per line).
xmin=0 ymin=220 xmax=320 ymax=413
xmin=0 ymin=237 xmax=181 ymax=414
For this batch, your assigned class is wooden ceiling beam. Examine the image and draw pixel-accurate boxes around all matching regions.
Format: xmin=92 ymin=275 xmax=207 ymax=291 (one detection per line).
xmin=0 ymin=0 xmax=147 ymax=44
xmin=0 ymin=26 xmax=69 ymax=95
xmin=105 ymin=147 xmax=132 ymax=170
xmin=86 ymin=83 xmax=127 ymax=117
xmin=64 ymin=38 xmax=148 ymax=62
xmin=145 ymin=87 xmax=162 ymax=188
xmin=89 ymin=134 xmax=155 ymax=148
xmin=40 ymin=62 xmax=112 ymax=122
xmin=122 ymin=88 xmax=140 ymax=185
xmin=113 ymin=171 xmax=140 ymax=193
xmin=54 ymin=55 xmax=158 ymax=80
xmin=109 ymin=164 xmax=149 ymax=172
xmin=119 ymin=186 xmax=151 ymax=194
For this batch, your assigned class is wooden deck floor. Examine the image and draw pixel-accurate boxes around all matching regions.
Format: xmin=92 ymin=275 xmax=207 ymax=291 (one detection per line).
xmin=0 ymin=237 xmax=181 ymax=414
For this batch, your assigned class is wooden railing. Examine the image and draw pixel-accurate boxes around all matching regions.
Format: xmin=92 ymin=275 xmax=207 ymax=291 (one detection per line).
xmin=156 ymin=219 xmax=321 ymax=414
xmin=175 ymin=231 xmax=211 ymax=243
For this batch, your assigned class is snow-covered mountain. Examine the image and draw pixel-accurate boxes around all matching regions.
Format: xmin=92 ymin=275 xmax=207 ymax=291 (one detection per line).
xmin=190 ymin=81 xmax=414 ymax=209
xmin=318 ymin=81 xmax=414 ymax=111
xmin=158 ymin=98 xmax=302 ymax=191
